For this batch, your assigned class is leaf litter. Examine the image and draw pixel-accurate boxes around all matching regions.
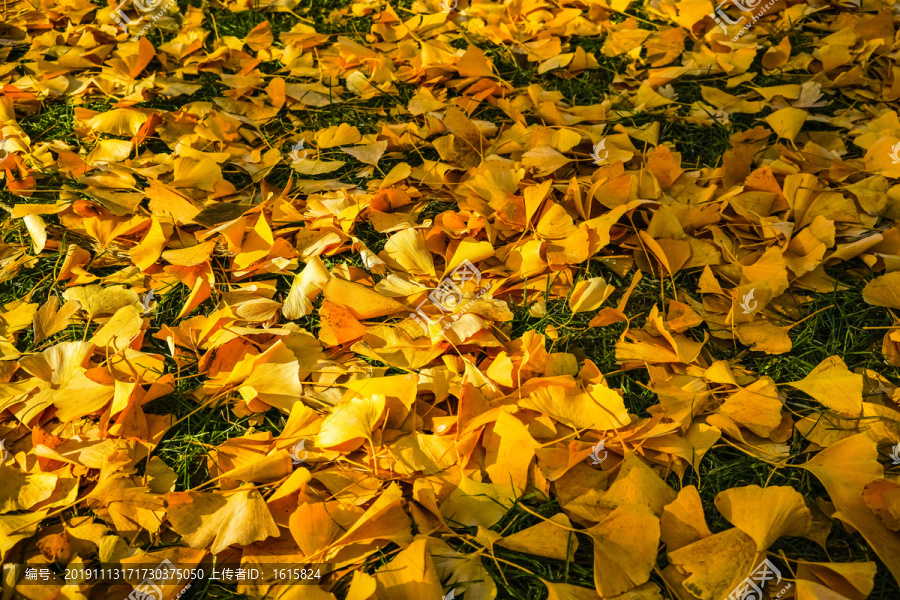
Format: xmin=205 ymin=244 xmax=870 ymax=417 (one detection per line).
xmin=0 ymin=0 xmax=899 ymax=598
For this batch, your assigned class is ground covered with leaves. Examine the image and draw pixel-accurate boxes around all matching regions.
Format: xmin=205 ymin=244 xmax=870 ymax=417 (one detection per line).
xmin=1 ymin=0 xmax=900 ymax=598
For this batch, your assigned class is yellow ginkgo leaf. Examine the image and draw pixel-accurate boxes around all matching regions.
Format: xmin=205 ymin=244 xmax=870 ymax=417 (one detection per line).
xmin=765 ymin=107 xmax=807 ymax=140
xmin=315 ymin=394 xmax=386 ymax=450
xmin=568 ymin=277 xmax=615 ymax=313
xmin=801 ymin=433 xmax=882 ymax=509
xmin=863 ymin=271 xmax=900 ymax=309
xmin=497 ymin=513 xmax=577 ymax=561
xmin=316 ymin=123 xmax=362 ymax=148
xmin=587 ymin=505 xmax=660 ymax=597
xmin=32 ymin=297 xmax=79 ymax=343
xmin=292 ymin=158 xmax=346 ymax=175
xmin=429 ymin=537 xmax=498 ymax=600
xmin=440 ymin=471 xmax=517 ymax=528
xmin=341 ymin=141 xmax=387 ymax=166
xmin=373 ymin=536 xmax=443 ymax=600
xmin=667 ymin=528 xmax=758 ymax=600
xmin=0 ymin=466 xmax=58 ymax=513
xmin=795 ymin=560 xmax=876 ymax=600
xmin=602 ymin=453 xmax=677 ymax=516
xmin=165 ymin=485 xmax=280 ymax=554
xmin=283 ymin=256 xmax=330 ymax=319
xmin=483 ymin=411 xmax=540 ymax=493
xmin=62 ymin=285 xmax=140 ymax=320
xmin=238 ymin=341 xmax=304 ymax=412
xmin=86 ymin=108 xmax=150 ymax=136
xmin=520 ymin=383 xmax=630 ymax=431
xmin=171 ymin=156 xmax=223 ymax=191
xmin=788 ymin=356 xmax=863 ymax=416
xmin=23 ymin=214 xmax=46 ymax=254
xmin=90 ymin=304 xmax=142 ymax=349
xmin=714 ymin=485 xmax=812 ymax=551
xmin=382 ymin=228 xmax=436 ymax=277
xmin=323 ymin=277 xmax=408 ymax=319
xmin=660 ymin=485 xmax=712 ymax=553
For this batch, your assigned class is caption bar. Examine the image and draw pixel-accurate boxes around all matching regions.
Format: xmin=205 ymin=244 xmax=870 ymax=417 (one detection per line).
xmin=16 ymin=561 xmax=332 ymax=587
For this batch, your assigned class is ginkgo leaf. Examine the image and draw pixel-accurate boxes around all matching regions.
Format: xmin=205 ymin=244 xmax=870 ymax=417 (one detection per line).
xmin=483 ymin=411 xmax=540 ymax=493
xmin=718 ymin=377 xmax=784 ymax=437
xmin=568 ymin=277 xmax=614 ymax=313
xmin=863 ymin=271 xmax=900 ymax=308
xmin=587 ymin=505 xmax=660 ymax=597
xmin=315 ymin=394 xmax=386 ymax=450
xmin=0 ymin=511 xmax=47 ymax=562
xmin=90 ymin=304 xmax=142 ymax=349
xmin=23 ymin=214 xmax=46 ymax=254
xmin=316 ymin=123 xmax=362 ymax=148
xmin=522 ymin=147 xmax=572 ymax=176
xmin=171 ymin=156 xmax=223 ymax=191
xmin=341 ymin=141 xmax=388 ymax=166
xmin=440 ymin=472 xmax=517 ymax=528
xmin=660 ymin=485 xmax=712 ymax=552
xmin=86 ymin=108 xmax=150 ymax=136
xmin=602 ymin=453 xmax=677 ymax=515
xmin=382 ymin=228 xmax=436 ymax=277
xmin=292 ymin=158 xmax=346 ymax=175
xmin=429 ymin=537 xmax=498 ymax=600
xmin=667 ymin=528 xmax=758 ymax=600
xmin=331 ymin=482 xmax=414 ymax=550
xmin=32 ymin=297 xmax=79 ymax=343
xmin=165 ymin=486 xmax=280 ymax=554
xmin=520 ymin=384 xmax=630 ymax=431
xmin=18 ymin=340 xmax=94 ymax=386
xmin=788 ymin=356 xmax=863 ymax=416
xmin=715 ymin=485 xmax=812 ymax=551
xmin=802 ymin=434 xmax=882 ymax=509
xmin=62 ymin=285 xmax=140 ymax=320
xmin=283 ymin=256 xmax=330 ymax=319
xmin=765 ymin=107 xmax=808 ymax=140
xmin=318 ymin=300 xmax=368 ymax=346
xmin=496 ymin=513 xmax=577 ymax=561
xmin=237 ymin=341 xmax=304 ymax=411
xmin=373 ymin=537 xmax=443 ymax=600
xmin=0 ymin=466 xmax=58 ymax=513
xmin=322 ymin=277 xmax=408 ymax=319
xmin=795 ymin=560 xmax=876 ymax=600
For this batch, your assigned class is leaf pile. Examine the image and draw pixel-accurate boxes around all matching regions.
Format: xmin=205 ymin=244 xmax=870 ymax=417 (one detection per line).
xmin=1 ymin=0 xmax=900 ymax=598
